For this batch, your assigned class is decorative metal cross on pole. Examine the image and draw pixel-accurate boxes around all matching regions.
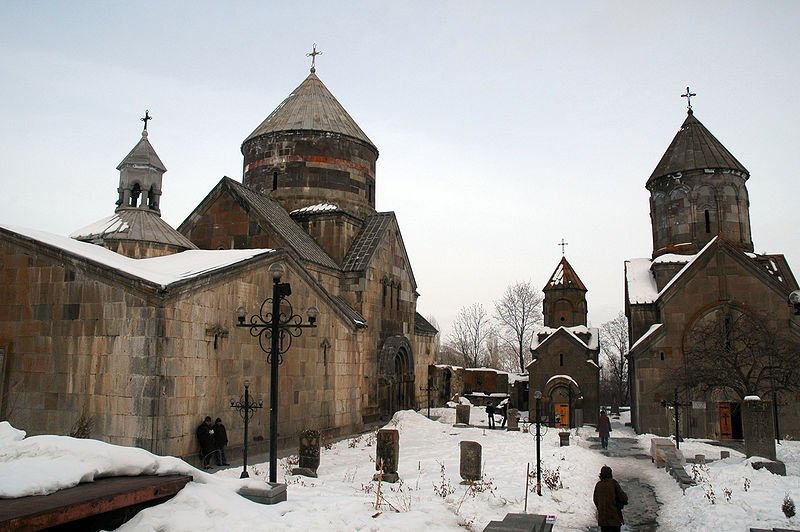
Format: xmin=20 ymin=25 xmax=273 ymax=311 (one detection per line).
xmin=236 ymin=262 xmax=318 ymax=484
xmin=661 ymin=387 xmax=690 ymax=449
xmin=681 ymin=86 xmax=696 ymax=111
xmin=558 ymin=238 xmax=568 ymax=256
xmin=419 ymin=374 xmax=438 ymax=419
xmin=307 ymin=43 xmax=323 ymax=72
xmin=141 ymin=110 xmax=152 ymax=131
xmin=230 ymin=381 xmax=263 ymax=479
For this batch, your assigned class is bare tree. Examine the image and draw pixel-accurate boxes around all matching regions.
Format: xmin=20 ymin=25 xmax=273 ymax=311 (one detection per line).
xmin=447 ymin=303 xmax=495 ymax=368
xmin=679 ymin=309 xmax=800 ymax=400
xmin=599 ymin=312 xmax=629 ymax=407
xmin=494 ymin=281 xmax=544 ymax=372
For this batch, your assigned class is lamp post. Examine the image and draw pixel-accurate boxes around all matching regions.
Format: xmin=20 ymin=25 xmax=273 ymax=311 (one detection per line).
xmin=230 ymin=381 xmax=263 ymax=479
xmin=534 ymin=390 xmax=542 ymax=496
xmin=236 ymin=262 xmax=318 ymax=484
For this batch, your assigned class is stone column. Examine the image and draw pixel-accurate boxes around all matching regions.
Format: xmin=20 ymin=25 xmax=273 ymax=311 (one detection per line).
xmin=373 ymin=428 xmax=400 ymax=483
xmin=459 ymin=440 xmax=482 ymax=482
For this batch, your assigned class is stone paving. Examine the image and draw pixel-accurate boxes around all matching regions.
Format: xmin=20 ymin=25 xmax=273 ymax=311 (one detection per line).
xmin=583 ymin=419 xmax=662 ymax=532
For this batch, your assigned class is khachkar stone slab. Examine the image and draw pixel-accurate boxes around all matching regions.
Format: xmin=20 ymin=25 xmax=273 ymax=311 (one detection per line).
xmin=373 ymin=429 xmax=400 ymax=483
xmin=507 ymin=408 xmax=520 ymax=431
xmin=741 ymin=398 xmax=776 ymax=460
xmin=291 ymin=429 xmax=320 ymax=478
xmin=455 ymin=404 xmax=471 ymax=426
xmin=459 ymin=440 xmax=482 ymax=482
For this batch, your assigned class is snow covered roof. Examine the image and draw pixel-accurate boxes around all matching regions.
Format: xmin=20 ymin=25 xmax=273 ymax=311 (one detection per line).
xmin=290 ymin=203 xmax=340 ymax=216
xmin=71 ymin=210 xmax=197 ymax=251
xmin=531 ymin=325 xmax=600 ymax=351
xmin=544 ymin=256 xmax=586 ymax=291
xmin=2 ymin=223 xmax=273 ymax=289
xmin=629 ymin=323 xmax=663 ymax=352
xmin=545 ymin=374 xmax=579 ymax=388
xmin=625 ymin=249 xmax=702 ymax=305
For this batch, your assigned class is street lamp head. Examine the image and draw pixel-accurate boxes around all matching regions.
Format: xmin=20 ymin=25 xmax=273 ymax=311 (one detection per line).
xmin=244 ymin=379 xmax=250 ymax=388
xmin=236 ymin=306 xmax=246 ymax=325
xmin=534 ymin=390 xmax=542 ymax=399
xmin=307 ymin=306 xmax=319 ymax=325
xmin=269 ymin=262 xmax=285 ymax=281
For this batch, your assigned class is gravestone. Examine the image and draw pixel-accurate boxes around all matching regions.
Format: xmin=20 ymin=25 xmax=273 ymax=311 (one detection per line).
xmin=741 ymin=399 xmax=776 ymax=461
xmin=558 ymin=431 xmax=570 ymax=447
xmin=459 ymin=440 xmax=482 ymax=482
xmin=373 ymin=429 xmax=400 ymax=483
xmin=720 ymin=450 xmax=730 ymax=459
xmin=694 ymin=454 xmax=705 ymax=464
xmin=238 ymin=482 xmax=287 ymax=505
xmin=455 ymin=404 xmax=471 ymax=426
xmin=291 ymin=429 xmax=320 ymax=478
xmin=507 ymin=408 xmax=520 ymax=431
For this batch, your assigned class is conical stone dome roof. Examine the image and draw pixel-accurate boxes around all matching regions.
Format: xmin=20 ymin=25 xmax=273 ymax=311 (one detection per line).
xmin=117 ymin=130 xmax=166 ymax=172
xmin=244 ymin=72 xmax=375 ymax=149
xmin=648 ymin=110 xmax=748 ymax=186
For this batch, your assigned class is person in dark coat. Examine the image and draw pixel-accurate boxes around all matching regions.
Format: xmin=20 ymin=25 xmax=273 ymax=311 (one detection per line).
xmin=196 ymin=416 xmax=215 ymax=469
xmin=593 ymin=465 xmax=628 ymax=532
xmin=486 ymin=403 xmax=496 ymax=428
xmin=214 ymin=418 xmax=229 ymax=466
xmin=596 ymin=410 xmax=612 ymax=449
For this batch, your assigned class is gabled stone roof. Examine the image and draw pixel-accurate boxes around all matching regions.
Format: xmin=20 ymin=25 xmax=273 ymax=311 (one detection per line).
xmin=117 ymin=130 xmax=166 ymax=172
xmin=415 ymin=312 xmax=438 ymax=335
xmin=71 ymin=209 xmax=197 ymax=250
xmin=648 ymin=111 xmax=748 ymax=185
xmin=342 ymin=213 xmax=393 ymax=272
xmin=544 ymin=256 xmax=587 ymax=291
xmin=220 ymin=178 xmax=339 ymax=270
xmin=244 ymin=72 xmax=376 ymax=150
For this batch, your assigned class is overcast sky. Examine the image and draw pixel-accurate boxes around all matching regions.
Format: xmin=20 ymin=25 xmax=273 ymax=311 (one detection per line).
xmin=2 ymin=2 xmax=798 ymax=339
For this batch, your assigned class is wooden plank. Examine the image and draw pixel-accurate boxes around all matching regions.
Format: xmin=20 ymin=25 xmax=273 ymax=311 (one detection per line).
xmin=0 ymin=475 xmax=192 ymax=531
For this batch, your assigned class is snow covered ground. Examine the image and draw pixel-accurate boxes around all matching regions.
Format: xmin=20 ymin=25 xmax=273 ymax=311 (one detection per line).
xmin=1 ymin=407 xmax=798 ymax=531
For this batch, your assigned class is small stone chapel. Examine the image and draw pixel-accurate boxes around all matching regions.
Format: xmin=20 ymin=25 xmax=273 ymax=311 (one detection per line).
xmin=527 ymin=255 xmax=601 ymax=427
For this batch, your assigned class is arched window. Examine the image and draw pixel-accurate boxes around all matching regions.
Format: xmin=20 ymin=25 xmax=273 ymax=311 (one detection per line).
xmin=705 ymin=209 xmax=711 ymax=233
xmin=130 ymin=183 xmax=141 ymax=207
xmin=559 ymin=353 xmax=564 ymax=366
xmin=272 ymin=171 xmax=278 ymax=191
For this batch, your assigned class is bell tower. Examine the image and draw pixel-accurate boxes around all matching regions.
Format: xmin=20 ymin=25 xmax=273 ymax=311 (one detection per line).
xmin=542 ymin=255 xmax=588 ymax=328
xmin=647 ymin=90 xmax=753 ymax=259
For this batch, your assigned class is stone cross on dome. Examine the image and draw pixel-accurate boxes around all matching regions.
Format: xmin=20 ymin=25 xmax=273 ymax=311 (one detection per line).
xmin=140 ymin=110 xmax=152 ymax=131
xmin=307 ymin=44 xmax=323 ymax=73
xmin=681 ymin=86 xmax=696 ymax=112
xmin=558 ymin=238 xmax=568 ymax=256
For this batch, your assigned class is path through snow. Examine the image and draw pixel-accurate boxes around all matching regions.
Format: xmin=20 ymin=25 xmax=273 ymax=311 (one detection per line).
xmin=582 ymin=418 xmax=661 ymax=532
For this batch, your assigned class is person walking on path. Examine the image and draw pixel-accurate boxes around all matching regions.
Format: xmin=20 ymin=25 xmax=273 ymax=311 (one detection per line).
xmin=486 ymin=402 xmax=496 ymax=429
xmin=597 ymin=409 xmax=612 ymax=449
xmin=213 ymin=418 xmax=229 ymax=466
xmin=593 ymin=465 xmax=628 ymax=532
xmin=196 ymin=416 xmax=215 ymax=469
xmin=499 ymin=398 xmax=508 ymax=428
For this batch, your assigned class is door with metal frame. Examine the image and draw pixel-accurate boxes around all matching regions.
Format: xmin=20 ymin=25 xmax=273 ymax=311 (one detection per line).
xmin=555 ymin=403 xmax=569 ymax=428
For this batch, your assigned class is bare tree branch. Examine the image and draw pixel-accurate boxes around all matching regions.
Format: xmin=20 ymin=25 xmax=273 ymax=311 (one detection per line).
xmin=493 ymin=281 xmax=543 ymax=372
xmin=599 ymin=312 xmax=629 ymax=407
xmin=447 ymin=303 xmax=496 ymax=368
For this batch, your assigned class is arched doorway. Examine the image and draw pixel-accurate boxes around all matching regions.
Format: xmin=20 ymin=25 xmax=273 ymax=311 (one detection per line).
xmin=545 ymin=375 xmax=582 ymax=428
xmin=378 ymin=336 xmax=415 ymax=418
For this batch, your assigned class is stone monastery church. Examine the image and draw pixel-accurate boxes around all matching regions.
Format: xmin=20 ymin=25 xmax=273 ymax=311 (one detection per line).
xmin=0 ymin=63 xmax=437 ymax=459
xmin=625 ymin=105 xmax=800 ymax=440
